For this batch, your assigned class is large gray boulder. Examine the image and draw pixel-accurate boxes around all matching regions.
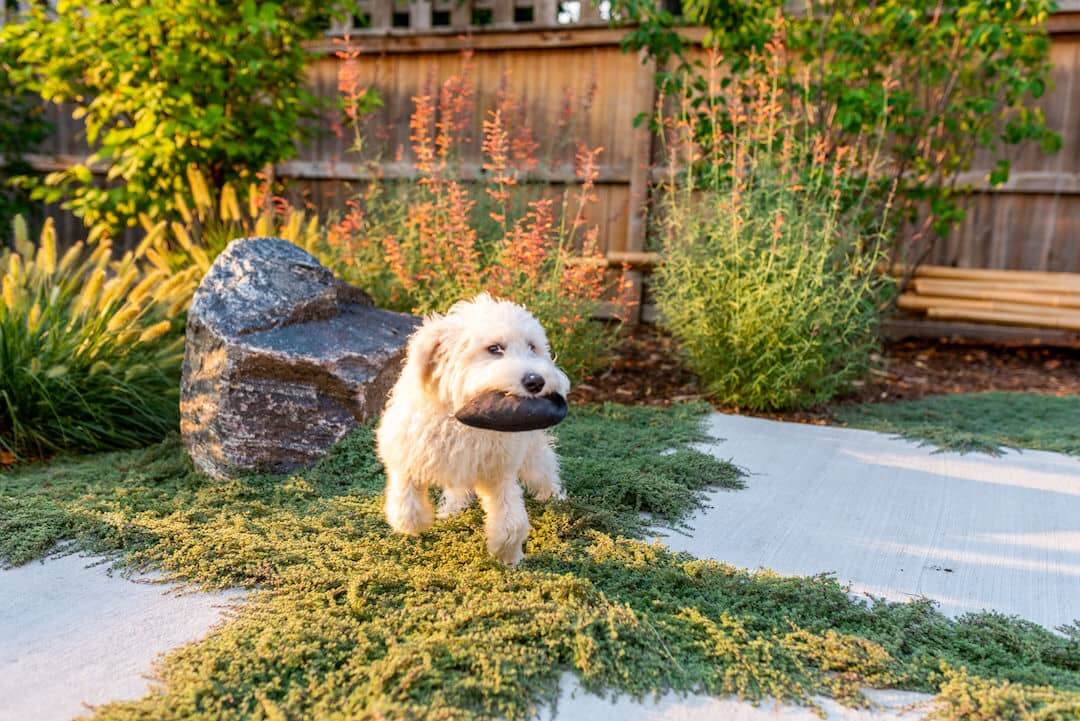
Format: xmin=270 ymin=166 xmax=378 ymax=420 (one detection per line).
xmin=180 ymin=237 xmax=418 ymax=478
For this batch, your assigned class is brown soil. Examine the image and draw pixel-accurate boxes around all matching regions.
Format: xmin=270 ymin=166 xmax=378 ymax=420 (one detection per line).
xmin=570 ymin=325 xmax=1080 ymax=421
xmin=570 ymin=326 xmax=705 ymax=408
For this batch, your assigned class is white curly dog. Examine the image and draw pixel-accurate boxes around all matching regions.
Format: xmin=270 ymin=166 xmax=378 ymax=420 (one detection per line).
xmin=376 ymin=293 xmax=570 ymax=565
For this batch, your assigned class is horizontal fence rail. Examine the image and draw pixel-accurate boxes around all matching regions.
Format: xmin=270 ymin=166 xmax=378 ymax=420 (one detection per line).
xmin=329 ymin=0 xmax=613 ymax=34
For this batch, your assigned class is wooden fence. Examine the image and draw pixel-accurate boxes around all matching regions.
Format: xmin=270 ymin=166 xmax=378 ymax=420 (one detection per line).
xmin=14 ymin=1 xmax=1080 ymax=320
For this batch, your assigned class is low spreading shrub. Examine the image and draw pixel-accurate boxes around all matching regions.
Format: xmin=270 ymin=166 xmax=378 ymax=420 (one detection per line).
xmin=0 ymin=217 xmax=197 ymax=460
xmin=3 ymin=407 xmax=1078 ymax=719
xmin=653 ymin=39 xmax=894 ymax=411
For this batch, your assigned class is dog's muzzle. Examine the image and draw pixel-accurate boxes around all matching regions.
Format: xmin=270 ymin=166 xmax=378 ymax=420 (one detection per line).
xmin=454 ymin=391 xmax=568 ymax=432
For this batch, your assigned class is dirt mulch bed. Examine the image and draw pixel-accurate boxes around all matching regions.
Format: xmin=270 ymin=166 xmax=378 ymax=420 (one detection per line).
xmin=570 ymin=325 xmax=1080 ymax=421
xmin=570 ymin=327 xmax=705 ymax=408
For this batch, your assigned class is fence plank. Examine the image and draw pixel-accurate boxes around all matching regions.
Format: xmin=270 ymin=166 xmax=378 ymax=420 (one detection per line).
xmin=450 ymin=0 xmax=472 ymax=28
xmin=623 ymin=49 xmax=657 ymax=322
xmin=534 ymin=0 xmax=557 ymax=26
xmin=275 ymin=159 xmax=632 ymax=183
xmin=493 ymin=0 xmax=513 ymax=27
xmin=409 ymin=0 xmax=432 ymax=31
xmin=370 ymin=0 xmax=393 ymax=30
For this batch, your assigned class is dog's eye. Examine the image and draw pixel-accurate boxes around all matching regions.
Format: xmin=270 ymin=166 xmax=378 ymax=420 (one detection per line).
xmin=487 ymin=344 xmax=504 ymax=356
xmin=528 ymin=342 xmax=537 ymax=353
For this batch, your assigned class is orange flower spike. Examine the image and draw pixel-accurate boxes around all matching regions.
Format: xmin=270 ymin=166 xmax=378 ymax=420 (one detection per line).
xmin=410 ymin=93 xmax=437 ymax=180
xmin=435 ymin=52 xmax=476 ymax=161
xmin=383 ymin=235 xmax=412 ymax=290
xmin=482 ymin=109 xmax=518 ymax=229
xmin=447 ymin=181 xmax=480 ymax=281
xmin=772 ymin=212 xmax=785 ymax=242
xmin=500 ymin=198 xmax=553 ymax=285
xmin=555 ymin=86 xmax=574 ymax=135
xmin=482 ymin=110 xmax=512 ymax=184
xmin=337 ymin=47 xmax=365 ymax=121
xmin=496 ymin=79 xmax=539 ymax=172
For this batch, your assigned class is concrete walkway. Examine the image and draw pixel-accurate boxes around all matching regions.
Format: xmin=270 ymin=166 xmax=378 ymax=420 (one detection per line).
xmin=543 ymin=674 xmax=930 ymax=721
xmin=0 ymin=555 xmax=240 ymax=721
xmin=668 ymin=413 xmax=1080 ymax=630
xmin=2 ymin=413 xmax=1078 ymax=721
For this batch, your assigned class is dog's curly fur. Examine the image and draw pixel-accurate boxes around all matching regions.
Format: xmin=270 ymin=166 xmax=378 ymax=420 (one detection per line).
xmin=376 ymin=294 xmax=571 ymax=565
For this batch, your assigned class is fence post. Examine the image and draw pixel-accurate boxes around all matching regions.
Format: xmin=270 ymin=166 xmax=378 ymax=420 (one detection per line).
xmin=370 ymin=0 xmax=393 ymax=30
xmin=534 ymin=0 xmax=557 ymax=25
xmin=623 ymin=48 xmax=656 ymax=324
xmin=409 ymin=0 xmax=433 ymax=30
xmin=493 ymin=0 xmax=514 ymax=28
xmin=579 ymin=0 xmax=603 ymax=23
xmin=450 ymin=0 xmax=472 ymax=28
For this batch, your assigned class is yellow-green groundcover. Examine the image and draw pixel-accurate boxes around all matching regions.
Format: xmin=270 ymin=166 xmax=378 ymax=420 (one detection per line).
xmin=2 ymin=404 xmax=1078 ymax=720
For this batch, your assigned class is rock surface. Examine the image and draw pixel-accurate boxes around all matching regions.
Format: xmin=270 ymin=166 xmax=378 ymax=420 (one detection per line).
xmin=180 ymin=237 xmax=418 ymax=478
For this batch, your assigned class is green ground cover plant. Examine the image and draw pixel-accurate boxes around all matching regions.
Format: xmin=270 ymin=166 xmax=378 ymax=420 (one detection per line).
xmin=2 ymin=404 xmax=1078 ymax=720
xmin=836 ymin=392 xmax=1080 ymax=457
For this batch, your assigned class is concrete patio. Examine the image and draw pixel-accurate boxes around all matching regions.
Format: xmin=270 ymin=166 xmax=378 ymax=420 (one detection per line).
xmin=2 ymin=413 xmax=1077 ymax=721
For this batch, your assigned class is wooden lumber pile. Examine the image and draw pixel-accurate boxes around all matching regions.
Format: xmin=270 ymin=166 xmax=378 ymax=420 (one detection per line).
xmin=895 ymin=265 xmax=1080 ymax=332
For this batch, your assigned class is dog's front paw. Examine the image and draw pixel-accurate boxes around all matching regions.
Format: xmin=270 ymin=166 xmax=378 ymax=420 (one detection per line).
xmin=493 ymin=544 xmax=524 ymax=566
xmin=529 ymin=482 xmax=565 ymax=502
xmin=486 ymin=516 xmax=530 ymax=566
xmin=385 ymin=489 xmax=434 ymax=536
xmin=488 ymin=536 xmax=525 ymax=566
xmin=437 ymin=488 xmax=475 ymax=519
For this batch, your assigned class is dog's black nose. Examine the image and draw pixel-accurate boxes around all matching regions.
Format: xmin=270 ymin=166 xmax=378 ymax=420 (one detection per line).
xmin=522 ymin=372 xmax=545 ymax=395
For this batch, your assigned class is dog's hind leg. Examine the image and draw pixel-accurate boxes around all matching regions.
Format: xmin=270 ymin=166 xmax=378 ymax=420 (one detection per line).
xmin=475 ymin=479 xmax=530 ymax=565
xmin=437 ymin=488 xmax=475 ymax=519
xmin=520 ymin=434 xmax=564 ymax=502
xmin=384 ymin=470 xmax=434 ymax=536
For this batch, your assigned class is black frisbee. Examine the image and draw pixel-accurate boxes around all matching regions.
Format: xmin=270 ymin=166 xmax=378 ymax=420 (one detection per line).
xmin=454 ymin=392 xmax=568 ymax=432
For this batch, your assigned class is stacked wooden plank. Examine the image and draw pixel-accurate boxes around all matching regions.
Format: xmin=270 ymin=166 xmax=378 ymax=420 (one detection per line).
xmin=896 ymin=265 xmax=1080 ymax=332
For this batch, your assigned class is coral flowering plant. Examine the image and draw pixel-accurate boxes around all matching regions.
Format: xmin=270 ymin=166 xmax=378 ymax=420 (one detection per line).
xmin=322 ymin=55 xmax=634 ymax=382
xmin=653 ymin=27 xmax=896 ymax=411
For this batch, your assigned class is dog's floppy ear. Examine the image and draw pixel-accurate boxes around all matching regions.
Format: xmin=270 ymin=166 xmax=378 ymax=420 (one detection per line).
xmin=403 ymin=315 xmax=451 ymax=392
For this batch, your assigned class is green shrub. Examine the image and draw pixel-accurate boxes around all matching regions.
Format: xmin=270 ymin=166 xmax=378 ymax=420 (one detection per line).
xmin=653 ymin=48 xmax=893 ymax=411
xmin=0 ymin=41 xmax=50 ymax=238
xmin=656 ymin=173 xmax=889 ymax=411
xmin=614 ymin=0 xmax=1059 ymax=260
xmin=0 ymin=218 xmax=197 ymax=460
xmin=2 ymin=0 xmax=329 ymax=229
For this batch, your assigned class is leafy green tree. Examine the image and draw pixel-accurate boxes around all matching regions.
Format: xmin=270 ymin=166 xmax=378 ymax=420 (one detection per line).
xmin=0 ymin=39 xmax=50 ymax=238
xmin=3 ymin=0 xmax=332 ymax=229
xmin=614 ymin=0 xmax=1061 ymax=261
